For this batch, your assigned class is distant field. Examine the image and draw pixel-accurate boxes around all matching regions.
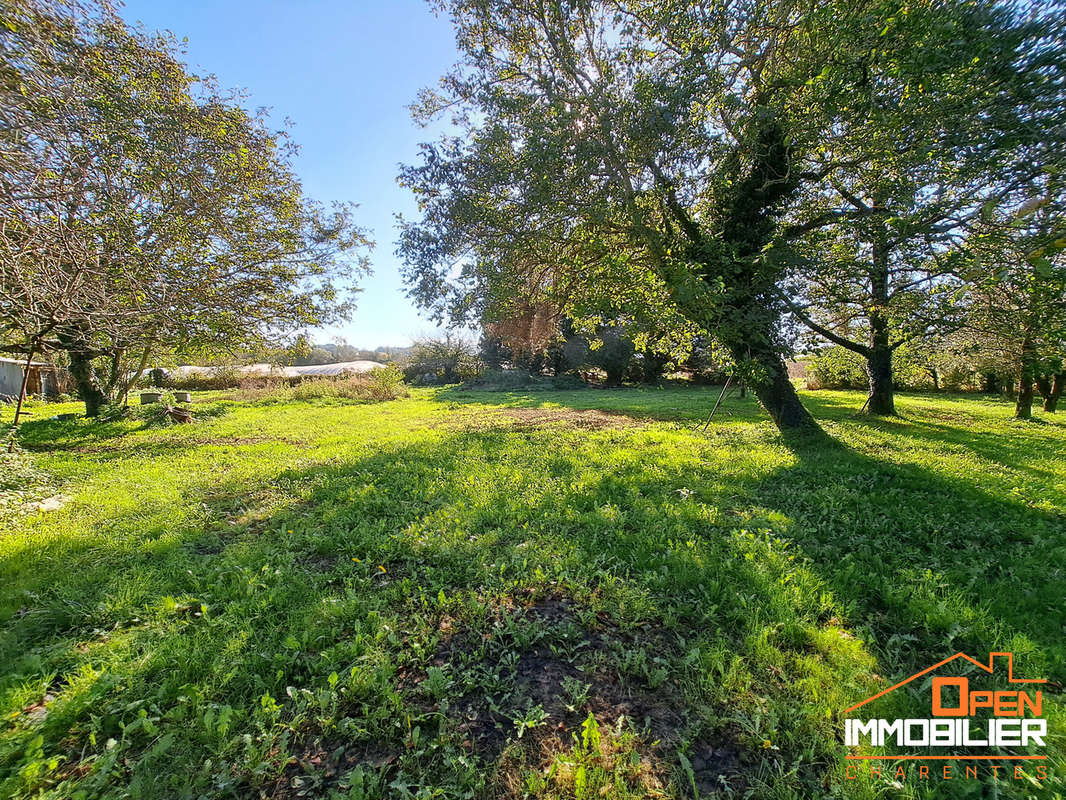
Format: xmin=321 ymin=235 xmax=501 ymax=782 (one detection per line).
xmin=1 ymin=388 xmax=1063 ymax=799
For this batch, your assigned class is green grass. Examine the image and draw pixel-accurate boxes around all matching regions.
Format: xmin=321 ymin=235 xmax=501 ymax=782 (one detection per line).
xmin=0 ymin=388 xmax=1063 ymax=799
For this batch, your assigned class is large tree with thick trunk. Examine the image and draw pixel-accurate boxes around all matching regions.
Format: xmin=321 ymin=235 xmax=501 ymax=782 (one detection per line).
xmin=0 ymin=0 xmax=369 ymax=417
xmin=773 ymin=0 xmax=1066 ymax=416
xmin=398 ymin=0 xmax=863 ymax=431
xmin=399 ymin=0 xmax=1065 ymax=431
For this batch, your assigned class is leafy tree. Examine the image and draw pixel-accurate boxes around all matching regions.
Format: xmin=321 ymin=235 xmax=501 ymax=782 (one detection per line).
xmin=404 ymin=333 xmax=480 ymax=384
xmin=399 ymin=0 xmax=1065 ymax=430
xmin=767 ymin=0 xmax=1065 ymax=414
xmin=398 ymin=0 xmax=852 ymax=430
xmin=962 ymin=192 xmax=1066 ymax=419
xmin=0 ymin=0 xmax=369 ymax=415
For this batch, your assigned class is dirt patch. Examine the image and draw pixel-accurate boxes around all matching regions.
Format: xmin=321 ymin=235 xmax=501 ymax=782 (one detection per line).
xmin=298 ymin=554 xmax=338 ymax=573
xmin=486 ymin=407 xmax=644 ymax=431
xmin=684 ymin=738 xmax=746 ymax=795
xmin=415 ymin=592 xmax=750 ymax=795
xmin=265 ymin=737 xmax=401 ymax=800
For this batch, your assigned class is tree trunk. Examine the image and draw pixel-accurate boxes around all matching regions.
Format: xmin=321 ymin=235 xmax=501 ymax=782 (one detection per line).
xmin=731 ymin=337 xmax=818 ymax=430
xmin=58 ymin=328 xmax=109 ymax=417
xmin=119 ymin=342 xmax=154 ymax=405
xmin=7 ymin=346 xmax=35 ymax=452
xmin=66 ymin=349 xmax=107 ymax=417
xmin=865 ymin=204 xmax=895 ymax=415
xmin=755 ymin=364 xmax=814 ymax=428
xmin=106 ymin=348 xmax=125 ymax=396
xmin=866 ymin=346 xmax=895 ymax=415
xmin=711 ymin=120 xmax=819 ymax=432
xmin=1045 ymin=372 xmax=1064 ymax=413
xmin=1036 ymin=374 xmax=1052 ymax=402
xmin=927 ymin=367 xmax=940 ymax=392
xmin=1015 ymin=336 xmax=1036 ymax=420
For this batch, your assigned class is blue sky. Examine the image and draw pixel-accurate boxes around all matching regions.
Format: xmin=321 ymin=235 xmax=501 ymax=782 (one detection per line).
xmin=120 ymin=0 xmax=459 ymax=349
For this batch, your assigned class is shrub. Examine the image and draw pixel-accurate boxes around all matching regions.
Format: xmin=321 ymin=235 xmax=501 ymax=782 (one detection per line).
xmin=169 ymin=366 xmax=245 ymax=391
xmin=462 ymin=369 xmax=587 ymax=391
xmin=230 ymin=368 xmax=407 ymax=404
xmin=402 ymin=335 xmax=481 ymax=384
xmin=363 ymin=364 xmax=407 ymax=401
xmin=467 ymin=369 xmax=537 ymax=390
xmin=807 ymin=346 xmax=868 ymax=389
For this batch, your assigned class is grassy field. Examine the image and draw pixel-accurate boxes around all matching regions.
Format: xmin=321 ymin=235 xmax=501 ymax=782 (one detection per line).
xmin=0 ymin=387 xmax=1063 ymax=799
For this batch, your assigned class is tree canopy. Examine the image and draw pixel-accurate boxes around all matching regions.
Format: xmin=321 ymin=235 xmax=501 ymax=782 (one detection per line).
xmin=0 ymin=0 xmax=370 ymax=414
xmin=398 ymin=0 xmax=1066 ymax=427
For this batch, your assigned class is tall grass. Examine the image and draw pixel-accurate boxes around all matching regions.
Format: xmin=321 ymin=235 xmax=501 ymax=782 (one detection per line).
xmin=228 ymin=365 xmax=408 ymax=404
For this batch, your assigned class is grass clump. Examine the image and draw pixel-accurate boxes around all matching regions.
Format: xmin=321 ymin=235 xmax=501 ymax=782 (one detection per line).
xmin=231 ymin=365 xmax=408 ymax=404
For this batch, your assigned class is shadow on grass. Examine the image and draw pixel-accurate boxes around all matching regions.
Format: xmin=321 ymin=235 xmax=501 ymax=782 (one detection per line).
xmin=2 ymin=412 xmax=1062 ymax=798
xmin=11 ymin=403 xmax=234 ymax=454
xmin=432 ymin=383 xmax=768 ymax=426
xmin=839 ymin=412 xmax=1065 ymax=483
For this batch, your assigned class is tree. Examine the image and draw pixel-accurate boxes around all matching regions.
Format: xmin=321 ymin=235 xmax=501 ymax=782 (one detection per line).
xmin=0 ymin=0 xmax=369 ymax=416
xmin=768 ymin=0 xmax=1066 ymax=415
xmin=400 ymin=0 xmax=1064 ymax=431
xmin=399 ymin=0 xmax=850 ymax=430
xmin=404 ymin=333 xmax=479 ymax=384
xmin=963 ymin=192 xmax=1066 ymax=419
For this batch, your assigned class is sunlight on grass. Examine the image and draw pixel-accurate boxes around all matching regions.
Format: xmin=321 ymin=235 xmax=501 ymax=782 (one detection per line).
xmin=1 ymin=388 xmax=1063 ymax=798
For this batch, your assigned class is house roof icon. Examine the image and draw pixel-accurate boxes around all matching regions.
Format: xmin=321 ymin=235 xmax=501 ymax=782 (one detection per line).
xmin=845 ymin=652 xmax=1046 ymax=714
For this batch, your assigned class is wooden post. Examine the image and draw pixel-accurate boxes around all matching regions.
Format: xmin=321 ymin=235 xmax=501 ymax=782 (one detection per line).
xmin=7 ymin=346 xmax=35 ymax=453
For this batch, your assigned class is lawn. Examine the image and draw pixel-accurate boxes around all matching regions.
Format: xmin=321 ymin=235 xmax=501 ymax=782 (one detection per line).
xmin=0 ymin=387 xmax=1063 ymax=799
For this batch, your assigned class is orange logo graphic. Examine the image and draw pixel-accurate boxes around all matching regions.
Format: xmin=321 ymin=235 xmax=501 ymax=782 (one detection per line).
xmin=843 ymin=652 xmax=1049 ymax=782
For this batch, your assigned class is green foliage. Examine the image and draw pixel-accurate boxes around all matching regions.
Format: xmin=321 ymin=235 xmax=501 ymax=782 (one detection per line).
xmin=231 ymin=369 xmax=408 ymax=404
xmin=808 ymin=347 xmax=869 ymax=390
xmin=361 ymin=365 xmax=408 ymax=403
xmin=399 ymin=0 xmax=1066 ymax=428
xmin=0 ymin=0 xmax=370 ymax=416
xmin=464 ymin=369 xmax=585 ymax=392
xmin=402 ymin=335 xmax=481 ymax=385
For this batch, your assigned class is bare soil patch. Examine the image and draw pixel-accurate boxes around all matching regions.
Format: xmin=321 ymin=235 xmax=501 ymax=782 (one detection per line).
xmin=445 ymin=407 xmax=645 ymax=431
xmin=420 ymin=592 xmax=750 ymax=796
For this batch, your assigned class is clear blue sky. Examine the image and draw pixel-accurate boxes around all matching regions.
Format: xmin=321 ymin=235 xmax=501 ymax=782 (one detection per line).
xmin=120 ymin=0 xmax=458 ymax=349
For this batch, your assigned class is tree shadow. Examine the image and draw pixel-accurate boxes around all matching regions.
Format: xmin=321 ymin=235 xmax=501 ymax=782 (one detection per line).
xmin=833 ymin=411 xmax=1066 ymax=484
xmin=432 ymin=383 xmax=770 ymax=425
xmin=11 ymin=403 xmax=234 ymax=454
xmin=748 ymin=433 xmax=1064 ymax=677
